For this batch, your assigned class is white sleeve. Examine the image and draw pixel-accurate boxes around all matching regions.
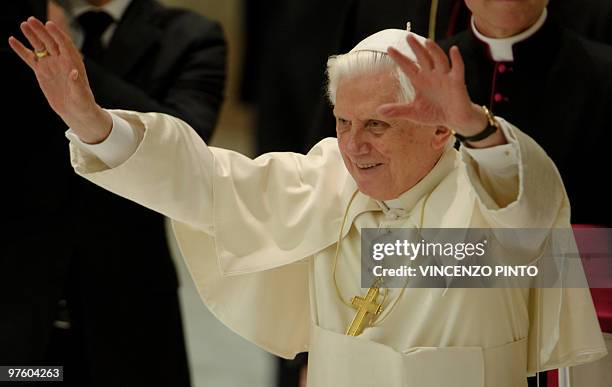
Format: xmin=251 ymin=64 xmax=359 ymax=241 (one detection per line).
xmin=460 ymin=119 xmax=520 ymax=208
xmin=461 ymin=120 xmax=519 ymax=177
xmin=68 ymin=110 xmax=217 ymax=233
xmin=65 ymin=111 xmax=142 ymax=168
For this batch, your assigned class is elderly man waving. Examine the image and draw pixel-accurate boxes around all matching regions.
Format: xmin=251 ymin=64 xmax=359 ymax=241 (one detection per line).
xmin=9 ymin=16 xmax=606 ymax=387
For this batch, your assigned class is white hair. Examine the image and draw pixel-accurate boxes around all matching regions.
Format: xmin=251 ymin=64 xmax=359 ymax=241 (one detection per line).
xmin=325 ymin=50 xmax=415 ymax=105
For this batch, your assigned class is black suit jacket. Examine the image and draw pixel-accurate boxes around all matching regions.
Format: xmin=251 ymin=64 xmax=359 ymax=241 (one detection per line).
xmin=87 ymin=0 xmax=226 ymax=140
xmin=440 ymin=20 xmax=612 ymax=225
xmin=0 ymin=2 xmax=226 ymax=385
xmin=69 ymin=0 xmax=226 ymax=293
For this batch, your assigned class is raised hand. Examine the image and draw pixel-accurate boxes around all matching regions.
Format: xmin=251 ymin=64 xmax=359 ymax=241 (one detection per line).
xmin=8 ymin=17 xmax=111 ymax=143
xmin=378 ymin=35 xmax=490 ymax=139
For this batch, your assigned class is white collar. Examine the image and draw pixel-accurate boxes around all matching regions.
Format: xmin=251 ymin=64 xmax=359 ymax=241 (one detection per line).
xmin=471 ymin=8 xmax=547 ymax=62
xmin=69 ymin=0 xmax=132 ymax=21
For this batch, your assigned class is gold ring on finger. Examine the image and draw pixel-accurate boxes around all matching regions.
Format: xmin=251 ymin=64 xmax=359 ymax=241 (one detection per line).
xmin=34 ymin=48 xmax=50 ymax=59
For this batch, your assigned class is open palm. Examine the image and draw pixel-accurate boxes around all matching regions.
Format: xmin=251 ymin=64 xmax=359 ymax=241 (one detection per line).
xmin=8 ymin=17 xmax=107 ymax=141
xmin=378 ymin=35 xmax=481 ymax=133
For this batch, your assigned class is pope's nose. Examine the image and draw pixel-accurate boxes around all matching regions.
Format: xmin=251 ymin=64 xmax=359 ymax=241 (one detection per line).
xmin=345 ymin=130 xmax=370 ymax=156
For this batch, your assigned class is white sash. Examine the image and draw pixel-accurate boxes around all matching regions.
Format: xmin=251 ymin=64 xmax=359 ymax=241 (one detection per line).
xmin=307 ymin=323 xmax=528 ymax=387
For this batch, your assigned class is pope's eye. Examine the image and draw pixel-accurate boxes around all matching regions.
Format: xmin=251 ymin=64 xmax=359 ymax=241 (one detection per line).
xmin=367 ymin=120 xmax=388 ymax=133
xmin=336 ymin=118 xmax=351 ymax=134
xmin=337 ymin=118 xmax=351 ymax=128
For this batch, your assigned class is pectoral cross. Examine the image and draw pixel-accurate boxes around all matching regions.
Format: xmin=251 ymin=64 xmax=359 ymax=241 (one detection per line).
xmin=346 ymin=286 xmax=383 ymax=336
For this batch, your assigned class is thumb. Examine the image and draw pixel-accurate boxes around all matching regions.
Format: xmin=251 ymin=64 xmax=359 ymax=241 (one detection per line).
xmin=67 ymin=68 xmax=96 ymax=110
xmin=70 ymin=68 xmax=79 ymax=81
xmin=68 ymin=68 xmax=91 ymax=99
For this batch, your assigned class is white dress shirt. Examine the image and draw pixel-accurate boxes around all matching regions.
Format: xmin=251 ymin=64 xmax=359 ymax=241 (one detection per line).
xmin=65 ymin=0 xmax=133 ymax=48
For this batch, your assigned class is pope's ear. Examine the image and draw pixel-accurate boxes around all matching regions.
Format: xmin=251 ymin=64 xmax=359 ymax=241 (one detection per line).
xmin=432 ymin=126 xmax=452 ymax=149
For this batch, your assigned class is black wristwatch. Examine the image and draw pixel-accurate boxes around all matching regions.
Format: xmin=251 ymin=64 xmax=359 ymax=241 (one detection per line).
xmin=454 ymin=106 xmax=500 ymax=144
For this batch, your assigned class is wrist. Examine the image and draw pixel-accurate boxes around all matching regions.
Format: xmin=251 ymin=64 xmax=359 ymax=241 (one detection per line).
xmin=455 ymin=105 xmax=507 ymax=148
xmin=66 ymin=105 xmax=113 ymax=144
xmin=452 ymin=103 xmax=489 ymax=137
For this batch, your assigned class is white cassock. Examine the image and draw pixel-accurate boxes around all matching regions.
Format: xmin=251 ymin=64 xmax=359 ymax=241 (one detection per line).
xmin=66 ymin=108 xmax=607 ymax=387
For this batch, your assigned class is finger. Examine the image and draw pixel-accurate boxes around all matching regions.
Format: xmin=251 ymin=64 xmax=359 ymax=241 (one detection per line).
xmin=387 ymin=47 xmax=419 ymax=79
xmin=20 ymin=22 xmax=45 ymax=51
xmin=8 ymin=36 xmax=37 ymax=69
xmin=46 ymin=21 xmax=79 ymax=58
xmin=425 ymin=39 xmax=450 ymax=73
xmin=449 ymin=46 xmax=465 ymax=83
xmin=406 ymin=35 xmax=433 ymax=72
xmin=27 ymin=17 xmax=59 ymax=56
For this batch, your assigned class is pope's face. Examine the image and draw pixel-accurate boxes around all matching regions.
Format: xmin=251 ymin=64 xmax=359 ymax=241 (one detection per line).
xmin=335 ymin=71 xmax=446 ymax=201
xmin=465 ymin=0 xmax=548 ymax=37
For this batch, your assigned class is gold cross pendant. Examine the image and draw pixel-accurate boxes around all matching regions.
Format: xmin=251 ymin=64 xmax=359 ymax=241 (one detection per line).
xmin=346 ymin=286 xmax=383 ymax=336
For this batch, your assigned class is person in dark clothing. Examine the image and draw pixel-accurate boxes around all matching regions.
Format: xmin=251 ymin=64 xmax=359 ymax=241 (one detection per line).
xmin=440 ymin=0 xmax=612 ymax=225
xmin=1 ymin=1 xmax=226 ymax=386
xmin=439 ymin=1 xmax=612 ymax=385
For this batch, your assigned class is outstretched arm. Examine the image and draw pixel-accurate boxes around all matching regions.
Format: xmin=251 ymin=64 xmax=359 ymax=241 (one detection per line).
xmin=379 ymin=35 xmax=507 ymax=149
xmin=8 ymin=17 xmax=111 ymax=144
